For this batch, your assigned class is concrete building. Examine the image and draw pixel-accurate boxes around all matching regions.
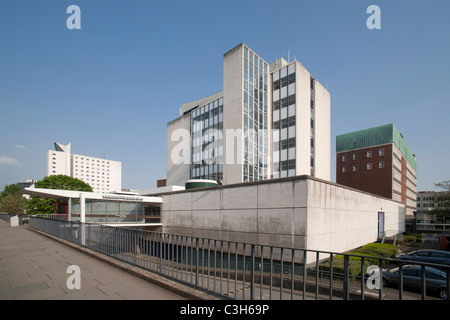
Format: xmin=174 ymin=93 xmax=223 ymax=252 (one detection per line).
xmin=47 ymin=142 xmax=122 ymax=193
xmin=417 ymin=191 xmax=450 ymax=212
xmin=336 ymin=124 xmax=417 ymax=216
xmin=150 ymin=175 xmax=405 ymax=257
xmin=167 ymin=43 xmax=330 ymax=187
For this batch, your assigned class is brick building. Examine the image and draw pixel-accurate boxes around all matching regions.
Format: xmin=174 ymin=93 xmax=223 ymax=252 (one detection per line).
xmin=336 ymin=124 xmax=417 ymax=216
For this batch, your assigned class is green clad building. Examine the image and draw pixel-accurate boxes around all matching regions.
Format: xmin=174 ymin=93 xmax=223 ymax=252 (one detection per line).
xmin=336 ymin=124 xmax=417 ymax=216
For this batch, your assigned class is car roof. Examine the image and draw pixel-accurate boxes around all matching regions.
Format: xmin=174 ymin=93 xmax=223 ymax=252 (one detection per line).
xmin=403 ymin=265 xmax=446 ymax=274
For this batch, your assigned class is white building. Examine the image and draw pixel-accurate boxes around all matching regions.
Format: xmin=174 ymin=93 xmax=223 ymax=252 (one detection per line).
xmin=47 ymin=142 xmax=122 ymax=193
xmin=153 ymin=175 xmax=405 ymax=259
xmin=167 ymin=43 xmax=330 ymax=186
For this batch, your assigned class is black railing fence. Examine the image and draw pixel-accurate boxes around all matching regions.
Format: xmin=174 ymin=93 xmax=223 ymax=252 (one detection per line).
xmin=29 ymin=216 xmax=450 ymax=300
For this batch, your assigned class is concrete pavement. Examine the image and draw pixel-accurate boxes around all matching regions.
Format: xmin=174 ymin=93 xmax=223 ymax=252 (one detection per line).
xmin=0 ymin=219 xmax=216 ymax=300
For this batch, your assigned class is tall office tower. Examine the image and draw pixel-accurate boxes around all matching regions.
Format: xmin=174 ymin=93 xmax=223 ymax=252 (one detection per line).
xmin=270 ymin=58 xmax=330 ymax=179
xmin=47 ymin=142 xmax=122 ymax=193
xmin=167 ymin=43 xmax=330 ymax=186
xmin=336 ymin=124 xmax=417 ymax=216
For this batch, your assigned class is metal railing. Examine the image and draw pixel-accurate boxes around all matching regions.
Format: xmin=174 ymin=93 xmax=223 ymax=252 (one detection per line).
xmin=29 ymin=216 xmax=450 ymax=300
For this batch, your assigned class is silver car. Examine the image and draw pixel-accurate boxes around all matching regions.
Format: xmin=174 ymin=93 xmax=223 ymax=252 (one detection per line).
xmin=382 ymin=265 xmax=448 ymax=299
xmin=396 ymin=249 xmax=450 ymax=265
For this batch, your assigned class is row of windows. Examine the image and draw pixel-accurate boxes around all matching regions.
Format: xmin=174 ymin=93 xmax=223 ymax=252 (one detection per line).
xmin=190 ymin=98 xmax=225 ymax=180
xmin=342 ymin=161 xmax=385 ymax=172
xmin=73 ymin=157 xmax=111 ymax=164
xmin=341 ymin=149 xmax=385 ymax=161
xmin=273 ymin=137 xmax=296 ymax=151
xmin=273 ymin=73 xmax=295 ymax=90
xmin=273 ymin=94 xmax=295 ymax=111
xmin=273 ymin=116 xmax=295 ymax=130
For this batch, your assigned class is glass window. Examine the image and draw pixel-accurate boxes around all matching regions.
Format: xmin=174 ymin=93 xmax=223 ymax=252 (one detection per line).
xmin=379 ymin=161 xmax=385 ymax=168
xmin=288 ymin=73 xmax=295 ymax=85
xmin=379 ymin=149 xmax=385 ymax=156
xmin=273 ymin=79 xmax=280 ymax=90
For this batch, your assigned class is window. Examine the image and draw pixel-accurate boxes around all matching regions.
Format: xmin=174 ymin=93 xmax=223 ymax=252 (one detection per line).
xmin=379 ymin=161 xmax=385 ymax=168
xmin=367 ymin=163 xmax=372 ymax=170
xmin=342 ymin=166 xmax=347 ymax=173
xmin=342 ymin=155 xmax=347 ymax=162
xmin=379 ymin=149 xmax=385 ymax=156
xmin=288 ymin=73 xmax=295 ymax=85
xmin=353 ymin=153 xmax=358 ymax=160
xmin=273 ymin=79 xmax=280 ymax=90
xmin=366 ymin=151 xmax=372 ymax=158
xmin=353 ymin=165 xmax=358 ymax=171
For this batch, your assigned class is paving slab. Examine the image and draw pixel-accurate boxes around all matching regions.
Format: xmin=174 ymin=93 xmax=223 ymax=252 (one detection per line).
xmin=0 ymin=219 xmax=214 ymax=300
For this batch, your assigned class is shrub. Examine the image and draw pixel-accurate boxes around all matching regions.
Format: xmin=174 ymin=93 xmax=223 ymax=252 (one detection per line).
xmin=357 ymin=243 xmax=398 ymax=259
xmin=319 ymin=243 xmax=399 ymax=277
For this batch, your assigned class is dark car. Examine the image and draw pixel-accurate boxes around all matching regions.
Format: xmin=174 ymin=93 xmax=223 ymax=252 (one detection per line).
xmin=396 ymin=249 xmax=450 ymax=266
xmin=382 ymin=265 xmax=448 ymax=299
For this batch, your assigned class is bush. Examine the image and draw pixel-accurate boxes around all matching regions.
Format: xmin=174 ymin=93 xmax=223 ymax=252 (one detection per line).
xmin=318 ymin=243 xmax=399 ymax=278
xmin=357 ymin=243 xmax=398 ymax=259
xmin=318 ymin=256 xmax=371 ymax=281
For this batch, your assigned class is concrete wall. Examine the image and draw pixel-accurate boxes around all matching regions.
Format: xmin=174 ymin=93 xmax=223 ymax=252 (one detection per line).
xmin=294 ymin=62 xmax=312 ymax=177
xmin=313 ymin=79 xmax=331 ymax=181
xmin=159 ymin=176 xmax=405 ymax=256
xmin=167 ymin=113 xmax=191 ymax=186
xmin=223 ymin=43 xmax=244 ymax=185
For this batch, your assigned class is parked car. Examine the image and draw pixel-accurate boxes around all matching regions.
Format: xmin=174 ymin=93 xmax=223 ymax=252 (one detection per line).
xmin=396 ymin=249 xmax=450 ymax=266
xmin=382 ymin=265 xmax=448 ymax=299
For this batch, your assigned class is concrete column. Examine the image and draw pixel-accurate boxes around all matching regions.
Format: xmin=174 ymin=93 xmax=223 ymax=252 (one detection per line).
xmin=68 ymin=198 xmax=72 ymax=221
xmin=80 ymin=193 xmax=85 ymax=223
xmin=79 ymin=193 xmax=86 ymax=246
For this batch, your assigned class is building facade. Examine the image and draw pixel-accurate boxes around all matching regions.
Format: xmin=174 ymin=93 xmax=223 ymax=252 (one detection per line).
xmin=336 ymin=124 xmax=417 ymax=216
xmin=417 ymin=191 xmax=450 ymax=211
xmin=155 ymin=175 xmax=405 ymax=261
xmin=47 ymin=142 xmax=122 ymax=193
xmin=167 ymin=43 xmax=330 ymax=186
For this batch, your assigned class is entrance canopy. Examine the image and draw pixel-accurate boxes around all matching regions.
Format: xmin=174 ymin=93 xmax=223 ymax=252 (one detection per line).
xmin=23 ymin=187 xmax=163 ymax=226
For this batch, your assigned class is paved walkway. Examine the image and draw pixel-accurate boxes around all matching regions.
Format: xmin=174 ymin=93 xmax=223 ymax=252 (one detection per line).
xmin=0 ymin=219 xmax=208 ymax=300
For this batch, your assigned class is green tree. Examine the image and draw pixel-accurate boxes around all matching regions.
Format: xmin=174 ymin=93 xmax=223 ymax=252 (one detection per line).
xmin=0 ymin=184 xmax=28 ymax=215
xmin=27 ymin=175 xmax=93 ymax=215
xmin=0 ymin=183 xmax=22 ymax=198
xmin=0 ymin=194 xmax=28 ymax=215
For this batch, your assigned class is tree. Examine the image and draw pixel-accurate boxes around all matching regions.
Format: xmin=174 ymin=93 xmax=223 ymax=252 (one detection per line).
xmin=27 ymin=175 xmax=93 ymax=215
xmin=0 ymin=184 xmax=28 ymax=215
xmin=0 ymin=184 xmax=22 ymax=198
xmin=435 ymin=179 xmax=450 ymax=192
xmin=0 ymin=194 xmax=28 ymax=215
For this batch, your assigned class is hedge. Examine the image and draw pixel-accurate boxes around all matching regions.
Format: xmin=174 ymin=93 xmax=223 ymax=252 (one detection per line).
xmin=318 ymin=243 xmax=399 ymax=279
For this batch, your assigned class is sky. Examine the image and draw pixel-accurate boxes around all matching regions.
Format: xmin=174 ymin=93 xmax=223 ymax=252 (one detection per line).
xmin=1 ymin=0 xmax=449 ymax=192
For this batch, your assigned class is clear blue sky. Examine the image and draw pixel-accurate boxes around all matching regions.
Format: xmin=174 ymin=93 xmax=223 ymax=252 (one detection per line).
xmin=1 ymin=0 xmax=449 ymax=192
